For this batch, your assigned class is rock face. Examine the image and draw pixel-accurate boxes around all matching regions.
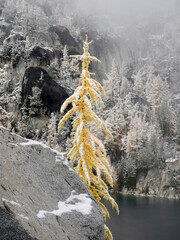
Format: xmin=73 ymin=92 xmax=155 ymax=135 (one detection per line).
xmin=48 ymin=26 xmax=80 ymax=56
xmin=21 ymin=67 xmax=69 ymax=113
xmin=85 ymin=31 xmax=123 ymax=80
xmin=135 ymin=162 xmax=180 ymax=198
xmin=0 ymin=127 xmax=104 ymax=240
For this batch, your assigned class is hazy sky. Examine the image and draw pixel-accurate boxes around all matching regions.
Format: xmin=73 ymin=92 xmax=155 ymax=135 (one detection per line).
xmin=56 ymin=0 xmax=179 ymax=29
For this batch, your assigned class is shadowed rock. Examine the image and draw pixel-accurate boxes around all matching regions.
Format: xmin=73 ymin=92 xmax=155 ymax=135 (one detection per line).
xmin=0 ymin=207 xmax=37 ymax=240
xmin=48 ymin=26 xmax=80 ymax=55
xmin=21 ymin=67 xmax=69 ymax=113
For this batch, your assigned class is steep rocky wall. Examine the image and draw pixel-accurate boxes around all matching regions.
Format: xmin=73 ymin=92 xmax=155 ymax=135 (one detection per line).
xmin=0 ymin=127 xmax=104 ymax=240
xmin=122 ymin=161 xmax=180 ymax=199
xmin=136 ymin=161 xmax=180 ymax=198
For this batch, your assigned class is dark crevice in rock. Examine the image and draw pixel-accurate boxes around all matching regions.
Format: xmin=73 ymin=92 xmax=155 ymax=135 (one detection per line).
xmin=29 ymin=196 xmax=34 ymax=203
xmin=64 ymin=178 xmax=71 ymax=186
xmin=56 ymin=216 xmax=60 ymax=226
xmin=1 ymin=184 xmax=7 ymax=191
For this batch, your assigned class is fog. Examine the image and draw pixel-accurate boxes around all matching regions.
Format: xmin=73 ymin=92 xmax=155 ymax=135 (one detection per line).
xmin=53 ymin=0 xmax=179 ymax=25
xmin=35 ymin=0 xmax=177 ymax=37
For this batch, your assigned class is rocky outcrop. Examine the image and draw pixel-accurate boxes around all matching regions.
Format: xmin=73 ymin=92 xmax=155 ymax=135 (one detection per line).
xmin=21 ymin=67 xmax=69 ymax=114
xmin=79 ymin=31 xmax=122 ymax=80
xmin=0 ymin=19 xmax=11 ymax=45
xmin=122 ymin=161 xmax=180 ymax=198
xmin=136 ymin=161 xmax=180 ymax=198
xmin=29 ymin=46 xmax=55 ymax=67
xmin=0 ymin=127 xmax=104 ymax=240
xmin=48 ymin=26 xmax=80 ymax=56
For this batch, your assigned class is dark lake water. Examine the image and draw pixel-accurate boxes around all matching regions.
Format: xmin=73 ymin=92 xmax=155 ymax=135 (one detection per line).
xmin=104 ymin=194 xmax=180 ymax=240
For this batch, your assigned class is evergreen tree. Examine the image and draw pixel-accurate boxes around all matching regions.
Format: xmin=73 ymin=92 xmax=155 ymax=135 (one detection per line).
xmin=103 ymin=60 xmax=120 ymax=101
xmin=146 ymin=74 xmax=176 ymax=135
xmin=120 ymin=76 xmax=129 ymax=96
xmin=133 ymin=71 xmax=143 ymax=96
xmin=146 ymin=75 xmax=169 ymax=108
xmin=123 ymin=92 xmax=132 ymax=117
xmin=106 ymin=99 xmax=126 ymax=146
xmin=48 ymin=113 xmax=57 ymax=148
xmin=60 ymin=45 xmax=72 ymax=86
xmin=125 ymin=113 xmax=147 ymax=154
xmin=29 ymin=87 xmax=42 ymax=115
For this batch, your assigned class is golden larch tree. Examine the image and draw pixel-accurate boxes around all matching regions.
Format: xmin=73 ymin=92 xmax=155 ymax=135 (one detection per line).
xmin=58 ymin=35 xmax=119 ymax=240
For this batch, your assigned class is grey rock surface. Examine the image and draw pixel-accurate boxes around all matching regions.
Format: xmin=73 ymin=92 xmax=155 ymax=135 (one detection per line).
xmin=0 ymin=127 xmax=104 ymax=240
xmin=135 ymin=162 xmax=180 ymax=198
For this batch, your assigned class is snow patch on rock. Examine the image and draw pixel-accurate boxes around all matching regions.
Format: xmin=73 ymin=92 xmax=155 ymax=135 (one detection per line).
xmin=18 ymin=139 xmax=73 ymax=170
xmin=165 ymin=157 xmax=178 ymax=163
xmin=18 ymin=214 xmax=29 ymax=220
xmin=2 ymin=198 xmax=21 ymax=207
xmin=37 ymin=190 xmax=92 ymax=218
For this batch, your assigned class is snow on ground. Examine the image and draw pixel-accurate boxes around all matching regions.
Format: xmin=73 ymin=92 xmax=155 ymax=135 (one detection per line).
xmin=165 ymin=157 xmax=179 ymax=163
xmin=18 ymin=139 xmax=73 ymax=170
xmin=8 ymin=143 xmax=19 ymax=147
xmin=37 ymin=190 xmax=92 ymax=218
xmin=55 ymin=153 xmax=73 ymax=171
xmin=19 ymin=140 xmax=50 ymax=149
xmin=18 ymin=214 xmax=29 ymax=220
xmin=2 ymin=198 xmax=21 ymax=207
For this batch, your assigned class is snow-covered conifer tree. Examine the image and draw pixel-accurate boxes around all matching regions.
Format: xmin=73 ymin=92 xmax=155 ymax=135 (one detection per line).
xmin=70 ymin=57 xmax=80 ymax=77
xmin=103 ymin=60 xmax=120 ymax=100
xmin=146 ymin=75 xmax=169 ymax=108
xmin=106 ymin=99 xmax=126 ymax=146
xmin=60 ymin=45 xmax=71 ymax=84
xmin=103 ymin=75 xmax=114 ymax=100
xmin=133 ymin=71 xmax=143 ymax=96
xmin=123 ymin=92 xmax=132 ymax=117
xmin=48 ymin=113 xmax=57 ymax=148
xmin=120 ymin=76 xmax=129 ymax=96
xmin=125 ymin=113 xmax=147 ymax=154
xmin=29 ymin=87 xmax=42 ymax=115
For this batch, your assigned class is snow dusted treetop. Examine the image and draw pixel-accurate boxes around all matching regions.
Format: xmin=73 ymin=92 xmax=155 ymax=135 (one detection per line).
xmin=146 ymin=74 xmax=170 ymax=108
xmin=133 ymin=71 xmax=143 ymax=97
xmin=60 ymin=45 xmax=71 ymax=80
xmin=103 ymin=60 xmax=120 ymax=101
xmin=58 ymin=35 xmax=119 ymax=240
xmin=48 ymin=113 xmax=57 ymax=149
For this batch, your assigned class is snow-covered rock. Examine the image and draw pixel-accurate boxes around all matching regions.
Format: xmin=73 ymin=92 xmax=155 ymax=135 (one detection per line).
xmin=0 ymin=127 xmax=104 ymax=240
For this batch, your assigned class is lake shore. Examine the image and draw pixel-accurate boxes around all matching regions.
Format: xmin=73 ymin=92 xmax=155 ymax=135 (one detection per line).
xmin=114 ymin=189 xmax=180 ymax=199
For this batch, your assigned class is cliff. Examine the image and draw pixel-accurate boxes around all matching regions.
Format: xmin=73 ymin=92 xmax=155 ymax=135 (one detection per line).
xmin=121 ymin=159 xmax=180 ymax=199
